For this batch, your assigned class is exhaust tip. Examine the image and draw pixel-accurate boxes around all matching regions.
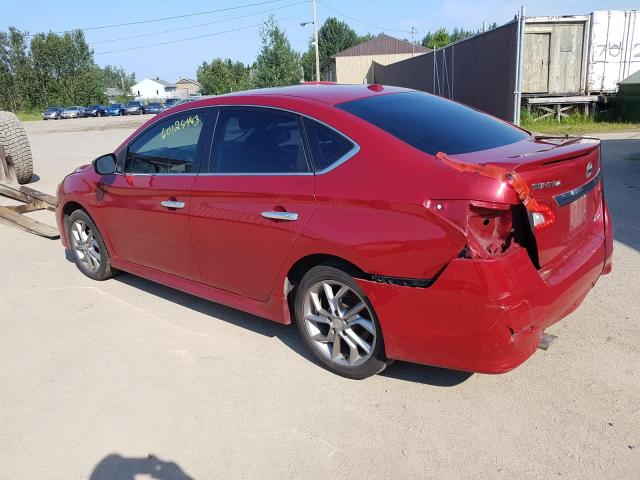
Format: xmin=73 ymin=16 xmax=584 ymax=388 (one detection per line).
xmin=538 ymin=332 xmax=558 ymax=350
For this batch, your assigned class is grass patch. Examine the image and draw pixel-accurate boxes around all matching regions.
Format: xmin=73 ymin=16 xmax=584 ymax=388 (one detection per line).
xmin=520 ymin=110 xmax=640 ymax=135
xmin=15 ymin=111 xmax=42 ymax=122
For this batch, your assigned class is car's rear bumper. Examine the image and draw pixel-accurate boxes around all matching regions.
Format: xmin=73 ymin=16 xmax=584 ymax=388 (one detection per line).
xmin=357 ymin=203 xmax=612 ymax=374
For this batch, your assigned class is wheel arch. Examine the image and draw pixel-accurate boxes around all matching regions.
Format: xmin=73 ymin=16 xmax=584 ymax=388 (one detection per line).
xmin=60 ymin=200 xmax=104 ymax=249
xmin=284 ymin=253 xmax=368 ymax=316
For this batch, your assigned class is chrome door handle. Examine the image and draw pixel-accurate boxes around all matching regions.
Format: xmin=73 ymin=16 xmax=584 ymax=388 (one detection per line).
xmin=261 ymin=211 xmax=298 ymax=221
xmin=161 ymin=200 xmax=185 ymax=209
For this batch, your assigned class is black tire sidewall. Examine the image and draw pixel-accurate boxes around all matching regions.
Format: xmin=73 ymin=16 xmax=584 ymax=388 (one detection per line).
xmin=294 ymin=265 xmax=388 ymax=380
xmin=66 ymin=210 xmax=113 ymax=281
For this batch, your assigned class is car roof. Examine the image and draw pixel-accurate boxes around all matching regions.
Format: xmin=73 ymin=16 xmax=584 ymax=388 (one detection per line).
xmin=210 ymin=84 xmax=412 ymax=106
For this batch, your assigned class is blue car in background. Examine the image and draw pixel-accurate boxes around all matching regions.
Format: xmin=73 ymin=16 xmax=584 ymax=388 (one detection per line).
xmin=85 ymin=105 xmax=107 ymax=117
xmin=145 ymin=102 xmax=164 ymax=114
xmin=106 ymin=103 xmax=126 ymax=116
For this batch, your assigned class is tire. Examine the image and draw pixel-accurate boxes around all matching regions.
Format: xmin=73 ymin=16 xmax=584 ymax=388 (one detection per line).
xmin=294 ymin=265 xmax=389 ymax=379
xmin=65 ymin=209 xmax=116 ymax=281
xmin=0 ymin=110 xmax=33 ymax=184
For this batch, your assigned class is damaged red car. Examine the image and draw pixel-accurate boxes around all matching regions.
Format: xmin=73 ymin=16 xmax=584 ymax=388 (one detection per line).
xmin=56 ymin=85 xmax=613 ymax=379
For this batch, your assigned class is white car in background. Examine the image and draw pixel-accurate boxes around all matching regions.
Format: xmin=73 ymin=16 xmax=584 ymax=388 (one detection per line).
xmin=60 ymin=106 xmax=85 ymax=119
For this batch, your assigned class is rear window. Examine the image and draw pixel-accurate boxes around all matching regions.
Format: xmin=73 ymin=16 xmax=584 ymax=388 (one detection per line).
xmin=337 ymin=92 xmax=527 ymax=155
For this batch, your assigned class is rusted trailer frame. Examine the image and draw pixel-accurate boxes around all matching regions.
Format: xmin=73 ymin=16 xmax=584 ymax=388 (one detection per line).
xmin=0 ymin=145 xmax=59 ymax=239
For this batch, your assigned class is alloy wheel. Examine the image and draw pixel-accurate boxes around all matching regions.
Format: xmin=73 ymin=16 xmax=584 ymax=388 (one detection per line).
xmin=303 ymin=280 xmax=377 ymax=367
xmin=70 ymin=219 xmax=101 ymax=273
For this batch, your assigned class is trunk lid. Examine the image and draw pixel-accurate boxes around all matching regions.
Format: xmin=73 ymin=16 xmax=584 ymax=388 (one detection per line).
xmin=455 ymin=136 xmax=602 ymax=268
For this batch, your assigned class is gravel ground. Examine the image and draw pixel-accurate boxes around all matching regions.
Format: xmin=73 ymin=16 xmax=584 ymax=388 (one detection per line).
xmin=0 ymin=117 xmax=638 ymax=479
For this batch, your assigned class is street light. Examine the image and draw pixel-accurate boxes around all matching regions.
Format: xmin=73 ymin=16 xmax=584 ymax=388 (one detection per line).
xmin=299 ymin=0 xmax=320 ymax=82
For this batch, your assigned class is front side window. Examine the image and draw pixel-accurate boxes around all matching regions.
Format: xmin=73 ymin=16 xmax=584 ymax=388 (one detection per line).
xmin=212 ymin=108 xmax=309 ymax=174
xmin=303 ymin=117 xmax=355 ymax=172
xmin=124 ymin=110 xmax=207 ymax=174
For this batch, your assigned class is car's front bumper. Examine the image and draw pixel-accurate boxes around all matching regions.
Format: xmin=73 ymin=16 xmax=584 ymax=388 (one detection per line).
xmin=357 ymin=203 xmax=612 ymax=374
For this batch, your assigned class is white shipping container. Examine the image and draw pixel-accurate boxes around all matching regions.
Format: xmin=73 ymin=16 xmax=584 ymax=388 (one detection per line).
xmin=587 ymin=10 xmax=639 ymax=93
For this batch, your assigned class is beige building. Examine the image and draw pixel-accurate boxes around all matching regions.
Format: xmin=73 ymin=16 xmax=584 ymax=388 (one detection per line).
xmin=175 ymin=78 xmax=202 ymax=97
xmin=324 ymin=34 xmax=431 ymax=84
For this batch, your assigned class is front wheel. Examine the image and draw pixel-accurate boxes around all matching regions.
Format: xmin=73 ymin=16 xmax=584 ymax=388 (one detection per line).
xmin=66 ymin=210 xmax=116 ymax=281
xmin=294 ymin=266 xmax=389 ymax=379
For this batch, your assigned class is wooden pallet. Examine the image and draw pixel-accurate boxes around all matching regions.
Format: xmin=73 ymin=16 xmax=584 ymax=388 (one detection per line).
xmin=0 ymin=145 xmax=59 ymax=239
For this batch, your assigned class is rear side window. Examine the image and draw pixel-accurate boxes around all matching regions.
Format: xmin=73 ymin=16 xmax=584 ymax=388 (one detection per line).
xmin=337 ymin=92 xmax=527 ymax=155
xmin=124 ymin=111 xmax=207 ymax=174
xmin=303 ymin=117 xmax=355 ymax=172
xmin=212 ymin=108 xmax=309 ymax=174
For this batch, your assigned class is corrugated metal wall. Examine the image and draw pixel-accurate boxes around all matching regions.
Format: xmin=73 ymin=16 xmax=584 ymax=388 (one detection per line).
xmin=373 ymin=21 xmax=519 ymax=121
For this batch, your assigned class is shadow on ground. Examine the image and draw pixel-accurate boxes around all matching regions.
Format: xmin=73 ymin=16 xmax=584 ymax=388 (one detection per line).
xmin=114 ymin=272 xmax=472 ymax=387
xmin=601 ymin=139 xmax=640 ymax=252
xmin=90 ymin=454 xmax=193 ymax=480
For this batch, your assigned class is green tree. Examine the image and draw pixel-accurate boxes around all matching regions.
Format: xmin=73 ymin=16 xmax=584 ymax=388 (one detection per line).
xmin=197 ymin=58 xmax=251 ymax=95
xmin=98 ymin=65 xmax=136 ymax=94
xmin=301 ymin=17 xmax=371 ymax=81
xmin=0 ymin=28 xmax=31 ymax=111
xmin=1 ymin=27 xmax=138 ymax=111
xmin=421 ymin=27 xmax=451 ymax=49
xmin=253 ymin=16 xmax=301 ymax=88
xmin=28 ymin=30 xmax=104 ymax=107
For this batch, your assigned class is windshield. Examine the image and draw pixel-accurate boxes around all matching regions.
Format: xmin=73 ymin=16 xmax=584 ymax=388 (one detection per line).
xmin=337 ymin=91 xmax=528 ymax=155
xmin=127 ymin=102 xmax=141 ymax=107
xmin=46 ymin=107 xmax=59 ymax=112
xmin=149 ymin=103 xmax=161 ymax=107
xmin=110 ymin=104 xmax=122 ymax=108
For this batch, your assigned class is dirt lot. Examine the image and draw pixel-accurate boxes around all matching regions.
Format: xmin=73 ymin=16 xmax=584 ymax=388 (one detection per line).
xmin=1 ymin=117 xmax=638 ymax=479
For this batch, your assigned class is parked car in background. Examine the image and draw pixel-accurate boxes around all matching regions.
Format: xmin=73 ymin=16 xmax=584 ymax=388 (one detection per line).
xmin=60 ymin=106 xmax=85 ymax=119
xmin=42 ymin=107 xmax=63 ymax=120
xmin=163 ymin=98 xmax=180 ymax=108
xmin=55 ymin=85 xmax=613 ymax=380
xmin=106 ymin=104 xmax=126 ymax=116
xmin=145 ymin=102 xmax=164 ymax=114
xmin=85 ymin=105 xmax=107 ymax=117
xmin=125 ymin=101 xmax=145 ymax=115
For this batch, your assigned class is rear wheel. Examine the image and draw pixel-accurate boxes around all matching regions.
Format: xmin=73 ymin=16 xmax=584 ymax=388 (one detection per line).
xmin=294 ymin=266 xmax=389 ymax=379
xmin=66 ymin=210 xmax=116 ymax=281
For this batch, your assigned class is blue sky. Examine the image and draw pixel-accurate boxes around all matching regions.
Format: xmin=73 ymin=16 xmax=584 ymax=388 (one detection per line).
xmin=3 ymin=0 xmax=637 ymax=83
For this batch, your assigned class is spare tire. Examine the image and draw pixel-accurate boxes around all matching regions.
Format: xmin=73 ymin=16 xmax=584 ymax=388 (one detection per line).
xmin=0 ymin=111 xmax=33 ymax=184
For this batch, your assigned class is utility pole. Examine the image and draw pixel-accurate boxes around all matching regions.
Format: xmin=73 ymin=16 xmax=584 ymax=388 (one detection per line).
xmin=313 ymin=0 xmax=320 ymax=81
xmin=411 ymin=27 xmax=417 ymax=56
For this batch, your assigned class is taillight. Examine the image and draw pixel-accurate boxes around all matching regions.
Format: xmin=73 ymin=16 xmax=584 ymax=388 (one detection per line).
xmin=530 ymin=201 xmax=556 ymax=232
xmin=425 ymin=200 xmax=515 ymax=258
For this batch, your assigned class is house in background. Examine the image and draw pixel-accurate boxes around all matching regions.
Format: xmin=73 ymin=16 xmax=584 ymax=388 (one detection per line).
xmin=103 ymin=87 xmax=123 ymax=103
xmin=324 ymin=34 xmax=431 ymax=84
xmin=175 ymin=78 xmax=202 ymax=97
xmin=130 ymin=77 xmax=177 ymax=100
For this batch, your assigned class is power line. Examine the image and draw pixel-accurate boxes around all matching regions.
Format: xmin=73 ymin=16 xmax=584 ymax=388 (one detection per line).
xmin=26 ymin=0 xmax=290 ymax=37
xmin=317 ymin=1 xmax=413 ymax=34
xmin=94 ymin=15 xmax=300 ymax=55
xmin=90 ymin=1 xmax=306 ymax=45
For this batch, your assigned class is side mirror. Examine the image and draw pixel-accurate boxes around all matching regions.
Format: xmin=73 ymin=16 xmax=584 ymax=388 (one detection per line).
xmin=93 ymin=153 xmax=116 ymax=175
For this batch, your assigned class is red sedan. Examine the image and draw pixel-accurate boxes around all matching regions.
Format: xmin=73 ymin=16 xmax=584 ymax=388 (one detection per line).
xmin=56 ymin=85 xmax=613 ymax=379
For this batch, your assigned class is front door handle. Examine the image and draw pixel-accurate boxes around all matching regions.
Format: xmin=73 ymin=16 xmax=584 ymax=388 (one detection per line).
xmin=161 ymin=200 xmax=185 ymax=209
xmin=261 ymin=211 xmax=298 ymax=221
